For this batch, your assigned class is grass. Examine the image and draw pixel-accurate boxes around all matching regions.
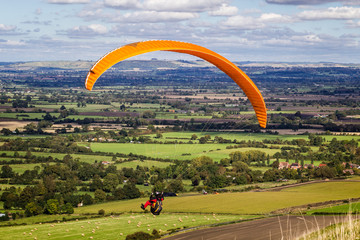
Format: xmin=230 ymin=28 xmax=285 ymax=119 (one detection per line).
xmin=33 ymin=103 xmax=112 ymax=113
xmin=8 ymin=163 xmax=46 ymax=174
xmin=155 ymin=113 xmax=212 ymax=120
xmin=147 ymin=131 xmax=311 ymax=142
xmin=0 ymin=151 xmax=115 ymax=164
xmin=0 ymin=213 xmax=254 ymax=240
xmin=224 ymin=180 xmax=298 ymax=191
xmin=74 ymin=182 xmax=360 ymax=215
xmin=346 ymin=176 xmax=360 ymax=181
xmin=89 ymin=142 xmax=233 ymax=161
xmin=306 ymin=202 xmax=360 ymax=215
xmin=0 ymin=112 xmax=60 ymax=120
xmin=318 ymin=135 xmax=360 ymax=142
xmin=0 ymin=135 xmax=48 ymax=139
xmin=115 ymin=160 xmax=172 ymax=169
xmin=88 ymin=143 xmax=278 ymax=161
xmin=123 ymin=103 xmax=169 ymax=109
xmin=148 ymin=131 xmax=360 ymax=144
xmin=0 ymin=157 xmax=20 ymax=162
xmin=205 ymin=147 xmax=278 ymax=161
xmin=300 ymin=214 xmax=360 ymax=240
xmin=66 ymin=115 xmax=114 ymax=120
xmin=0 ymin=161 xmax=44 ymax=174
xmin=0 ymin=214 xmax=82 ymax=227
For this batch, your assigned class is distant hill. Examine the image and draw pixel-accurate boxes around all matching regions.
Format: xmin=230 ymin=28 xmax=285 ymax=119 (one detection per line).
xmin=0 ymin=60 xmax=212 ymax=71
xmin=3 ymin=61 xmax=95 ymax=71
xmin=1 ymin=60 xmax=359 ymax=71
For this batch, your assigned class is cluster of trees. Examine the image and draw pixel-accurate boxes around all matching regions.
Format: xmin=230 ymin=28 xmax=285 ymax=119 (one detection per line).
xmin=0 ymin=181 xmax=76 ymax=217
xmin=0 ymin=130 xmax=359 ymax=221
xmin=0 ymin=157 xmax=143 ymax=217
xmin=0 ymin=151 xmax=185 ymax=218
xmin=0 ymin=136 xmax=92 ymax=154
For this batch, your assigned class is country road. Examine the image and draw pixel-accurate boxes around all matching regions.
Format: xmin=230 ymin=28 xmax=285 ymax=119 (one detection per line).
xmin=163 ymin=215 xmax=354 ymax=240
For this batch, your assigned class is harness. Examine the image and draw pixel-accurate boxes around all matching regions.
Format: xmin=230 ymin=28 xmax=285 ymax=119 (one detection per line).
xmin=150 ymin=200 xmax=163 ymax=215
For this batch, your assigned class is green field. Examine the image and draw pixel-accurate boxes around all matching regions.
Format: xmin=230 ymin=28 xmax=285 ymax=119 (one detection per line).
xmin=224 ymin=180 xmax=298 ymax=191
xmin=123 ymin=103 xmax=170 ymax=109
xmin=306 ymin=201 xmax=360 ymax=215
xmin=89 ymin=142 xmax=277 ymax=161
xmin=75 ymin=181 xmax=360 ymax=215
xmin=147 ymin=131 xmax=311 ymax=142
xmin=2 ymin=160 xmax=172 ymax=175
xmin=8 ymin=163 xmax=47 ymax=174
xmin=0 ymin=112 xmax=60 ymax=120
xmin=89 ymin=142 xmax=230 ymax=161
xmin=115 ymin=160 xmax=172 ymax=169
xmin=155 ymin=113 xmax=213 ymax=120
xmin=66 ymin=115 xmax=114 ymax=120
xmin=33 ymin=103 xmax=112 ymax=113
xmin=0 ymin=213 xmax=254 ymax=240
xmin=0 ymin=151 xmax=115 ymax=164
xmin=321 ymin=135 xmax=360 ymax=142
xmin=147 ymin=131 xmax=360 ymax=143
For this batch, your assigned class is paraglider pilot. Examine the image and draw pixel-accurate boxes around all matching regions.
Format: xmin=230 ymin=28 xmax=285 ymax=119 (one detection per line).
xmin=141 ymin=192 xmax=164 ymax=215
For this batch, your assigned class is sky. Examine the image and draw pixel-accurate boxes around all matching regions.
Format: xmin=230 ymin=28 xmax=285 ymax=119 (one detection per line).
xmin=1 ymin=0 xmax=360 ymax=63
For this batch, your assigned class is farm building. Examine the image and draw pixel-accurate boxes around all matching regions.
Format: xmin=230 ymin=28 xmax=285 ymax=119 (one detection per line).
xmin=278 ymin=162 xmax=290 ymax=169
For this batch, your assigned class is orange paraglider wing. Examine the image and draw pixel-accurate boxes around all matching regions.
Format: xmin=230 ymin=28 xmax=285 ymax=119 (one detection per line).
xmin=85 ymin=40 xmax=267 ymax=128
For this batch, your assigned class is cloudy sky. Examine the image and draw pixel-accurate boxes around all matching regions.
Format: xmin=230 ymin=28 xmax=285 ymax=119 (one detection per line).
xmin=1 ymin=0 xmax=360 ymax=62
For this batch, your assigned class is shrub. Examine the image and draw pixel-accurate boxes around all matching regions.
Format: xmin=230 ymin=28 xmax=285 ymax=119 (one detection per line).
xmin=98 ymin=209 xmax=105 ymax=216
xmin=25 ymin=202 xmax=43 ymax=217
xmin=125 ymin=230 xmax=162 ymax=240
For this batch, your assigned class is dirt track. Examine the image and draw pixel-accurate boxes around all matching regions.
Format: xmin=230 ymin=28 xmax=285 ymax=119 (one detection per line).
xmin=163 ymin=215 xmax=354 ymax=240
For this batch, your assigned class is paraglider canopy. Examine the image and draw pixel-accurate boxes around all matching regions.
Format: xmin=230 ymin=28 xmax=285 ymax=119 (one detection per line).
xmin=85 ymin=40 xmax=267 ymax=128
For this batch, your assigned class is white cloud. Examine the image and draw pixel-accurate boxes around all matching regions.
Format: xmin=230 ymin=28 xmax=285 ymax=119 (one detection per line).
xmin=266 ymin=0 xmax=360 ymax=5
xmin=0 ymin=24 xmax=17 ymax=31
xmin=346 ymin=20 xmax=360 ymax=27
xmin=259 ymin=13 xmax=293 ymax=23
xmin=0 ymin=40 xmax=25 ymax=46
xmin=290 ymin=34 xmax=323 ymax=44
xmin=111 ymin=22 xmax=199 ymax=41
xmin=2 ymin=0 xmax=360 ymax=62
xmin=22 ymin=20 xmax=52 ymax=25
xmin=266 ymin=0 xmax=338 ymax=5
xmin=102 ymin=0 xmax=227 ymax=12
xmin=222 ymin=13 xmax=292 ymax=30
xmin=103 ymin=0 xmax=142 ymax=9
xmin=209 ymin=3 xmax=238 ymax=16
xmin=298 ymin=6 xmax=360 ymax=20
xmin=78 ymin=9 xmax=104 ymax=18
xmin=66 ymin=24 xmax=108 ymax=38
xmin=142 ymin=0 xmax=224 ymax=12
xmin=0 ymin=24 xmax=22 ymax=36
xmin=47 ymin=0 xmax=90 ymax=3
xmin=88 ymin=24 xmax=108 ymax=34
xmin=222 ymin=16 xmax=265 ymax=29
xmin=118 ymin=11 xmax=198 ymax=22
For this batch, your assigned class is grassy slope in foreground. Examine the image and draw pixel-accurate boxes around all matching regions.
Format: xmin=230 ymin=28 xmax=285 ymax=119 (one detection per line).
xmin=75 ymin=182 xmax=360 ymax=215
xmin=0 ymin=213 xmax=253 ymax=240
